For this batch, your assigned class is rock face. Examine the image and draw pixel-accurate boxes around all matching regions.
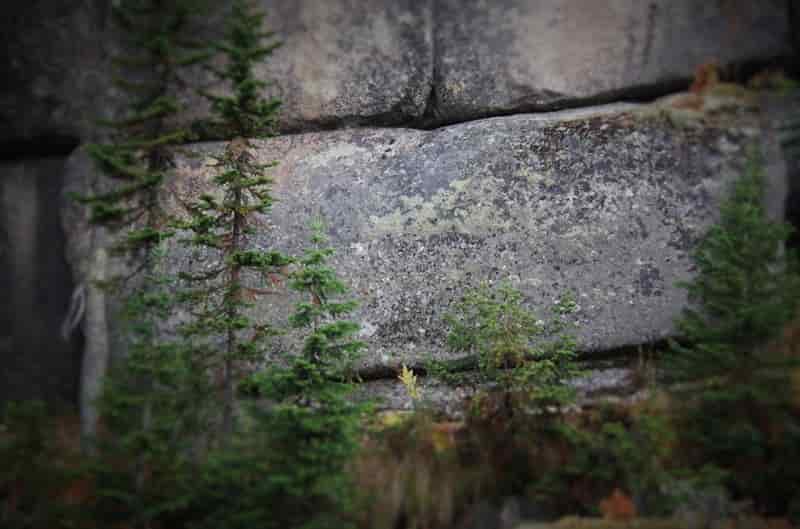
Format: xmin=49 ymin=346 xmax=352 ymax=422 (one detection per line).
xmin=4 ymin=1 xmax=797 ymax=402
xmin=62 ymin=98 xmax=783 ymax=371
xmin=432 ymin=0 xmax=792 ymax=123
xmin=0 ymin=0 xmax=435 ymax=144
xmin=0 ymin=158 xmax=81 ymax=406
xmin=0 ymin=1 xmax=110 ymax=147
xmin=1 ymin=0 xmax=793 ymax=144
xmin=181 ymin=0 xmax=434 ymax=133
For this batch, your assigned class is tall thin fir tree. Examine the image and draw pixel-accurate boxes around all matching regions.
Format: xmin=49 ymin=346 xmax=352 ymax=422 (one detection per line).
xmin=197 ymin=221 xmax=368 ymax=529
xmin=72 ymin=0 xmax=215 ymax=526
xmin=258 ymin=221 xmax=368 ymax=529
xmin=176 ymin=0 xmax=286 ymax=439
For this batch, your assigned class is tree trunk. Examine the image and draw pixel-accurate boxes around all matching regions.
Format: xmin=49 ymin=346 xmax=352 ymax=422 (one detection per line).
xmin=222 ymin=178 xmax=243 ymax=439
xmin=80 ymin=245 xmax=109 ymax=455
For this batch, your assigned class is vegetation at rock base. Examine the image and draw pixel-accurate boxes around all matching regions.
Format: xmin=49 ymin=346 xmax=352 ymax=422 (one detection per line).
xmin=353 ymin=148 xmax=800 ymax=529
xmin=4 ymin=5 xmax=800 ymax=527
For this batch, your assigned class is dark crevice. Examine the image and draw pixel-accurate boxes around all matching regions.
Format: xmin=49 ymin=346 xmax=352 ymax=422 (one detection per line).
xmin=0 ymin=135 xmax=80 ymax=162
xmin=37 ymin=167 xmax=84 ymax=406
xmin=419 ymin=0 xmax=440 ymax=124
xmin=210 ymin=55 xmax=794 ymax=141
xmin=786 ymin=129 xmax=800 ymax=250
xmin=790 ymin=0 xmax=800 ymax=77
xmin=0 ymin=157 xmax=83 ymax=408
xmin=190 ymin=79 xmax=681 ymax=144
xmin=415 ymin=79 xmax=692 ymax=131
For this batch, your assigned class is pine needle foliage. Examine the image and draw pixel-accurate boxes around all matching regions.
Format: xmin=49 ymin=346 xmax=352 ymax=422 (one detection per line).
xmin=668 ymin=149 xmax=800 ymax=513
xmin=175 ymin=0 xmax=289 ymax=439
xmin=446 ymin=282 xmax=580 ymax=406
xmin=189 ymin=223 xmax=367 ymax=529
xmin=202 ymin=0 xmax=281 ymax=138
xmin=78 ymin=0 xmax=213 ymax=245
xmin=233 ymin=222 xmax=367 ymax=529
xmin=668 ymin=151 xmax=800 ymax=385
xmin=287 ymin=221 xmax=364 ymax=371
xmin=76 ymin=2 xmax=217 ymax=527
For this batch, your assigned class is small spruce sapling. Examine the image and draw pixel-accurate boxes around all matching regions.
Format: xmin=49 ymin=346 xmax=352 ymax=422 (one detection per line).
xmin=669 ymin=151 xmax=800 ymax=386
xmin=446 ymin=282 xmax=580 ymax=406
xmin=260 ymin=221 xmax=367 ymax=529
xmin=200 ymin=222 xmax=368 ymax=529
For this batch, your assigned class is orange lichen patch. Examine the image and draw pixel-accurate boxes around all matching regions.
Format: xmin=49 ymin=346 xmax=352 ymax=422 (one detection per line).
xmin=690 ymin=62 xmax=720 ymax=95
xmin=598 ymin=489 xmax=637 ymax=522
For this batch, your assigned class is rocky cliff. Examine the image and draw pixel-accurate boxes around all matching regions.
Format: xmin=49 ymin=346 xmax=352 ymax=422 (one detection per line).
xmin=1 ymin=0 xmax=797 ymax=405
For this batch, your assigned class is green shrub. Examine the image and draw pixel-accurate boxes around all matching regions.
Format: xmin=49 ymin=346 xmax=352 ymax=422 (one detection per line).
xmin=0 ymin=402 xmax=84 ymax=528
xmin=668 ymin=149 xmax=800 ymax=516
xmin=446 ymin=282 xmax=580 ymax=406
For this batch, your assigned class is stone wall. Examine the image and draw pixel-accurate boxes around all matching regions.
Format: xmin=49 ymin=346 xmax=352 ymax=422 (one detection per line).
xmin=1 ymin=0 xmax=797 ymax=402
xmin=1 ymin=0 xmax=793 ymax=143
xmin=61 ymin=94 xmax=794 ymax=371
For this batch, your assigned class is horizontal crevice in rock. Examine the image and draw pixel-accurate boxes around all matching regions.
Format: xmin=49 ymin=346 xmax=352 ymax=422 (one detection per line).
xmin=411 ymin=79 xmax=691 ymax=131
xmin=390 ymin=54 xmax=796 ymax=132
xmin=0 ymin=135 xmax=79 ymax=162
xmin=188 ymin=55 xmax=795 ymax=140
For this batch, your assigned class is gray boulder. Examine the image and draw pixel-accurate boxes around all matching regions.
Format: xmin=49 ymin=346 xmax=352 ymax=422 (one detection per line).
xmin=3 ymin=1 xmax=793 ymax=145
xmin=179 ymin=0 xmax=434 ymax=134
xmin=432 ymin=0 xmax=792 ymax=124
xmin=129 ymin=97 xmax=785 ymax=371
xmin=0 ymin=2 xmax=110 ymax=145
xmin=1 ymin=0 xmax=434 ymax=144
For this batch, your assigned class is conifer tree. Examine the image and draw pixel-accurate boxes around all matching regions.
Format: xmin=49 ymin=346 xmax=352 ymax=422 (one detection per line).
xmin=72 ymin=1 xmax=216 ymax=525
xmin=197 ymin=222 xmax=367 ymax=529
xmin=256 ymin=221 xmax=367 ymax=529
xmin=669 ymin=151 xmax=800 ymax=384
xmin=668 ymin=150 xmax=800 ymax=511
xmin=176 ymin=0 xmax=287 ymax=438
xmin=80 ymin=0 xmax=212 ymax=249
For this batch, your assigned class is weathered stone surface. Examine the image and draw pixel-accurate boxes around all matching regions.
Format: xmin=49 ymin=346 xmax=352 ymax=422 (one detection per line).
xmin=0 ymin=1 xmax=111 ymax=147
xmin=1 ymin=158 xmax=81 ymax=406
xmin=4 ymin=1 xmax=794 ymax=145
xmin=1 ymin=0 xmax=433 ymax=145
xmin=180 ymin=0 xmax=434 ymax=133
xmin=432 ymin=0 xmax=792 ymax=124
xmin=138 ymin=98 xmax=784 ymax=371
xmin=261 ymin=0 xmax=434 ymax=130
